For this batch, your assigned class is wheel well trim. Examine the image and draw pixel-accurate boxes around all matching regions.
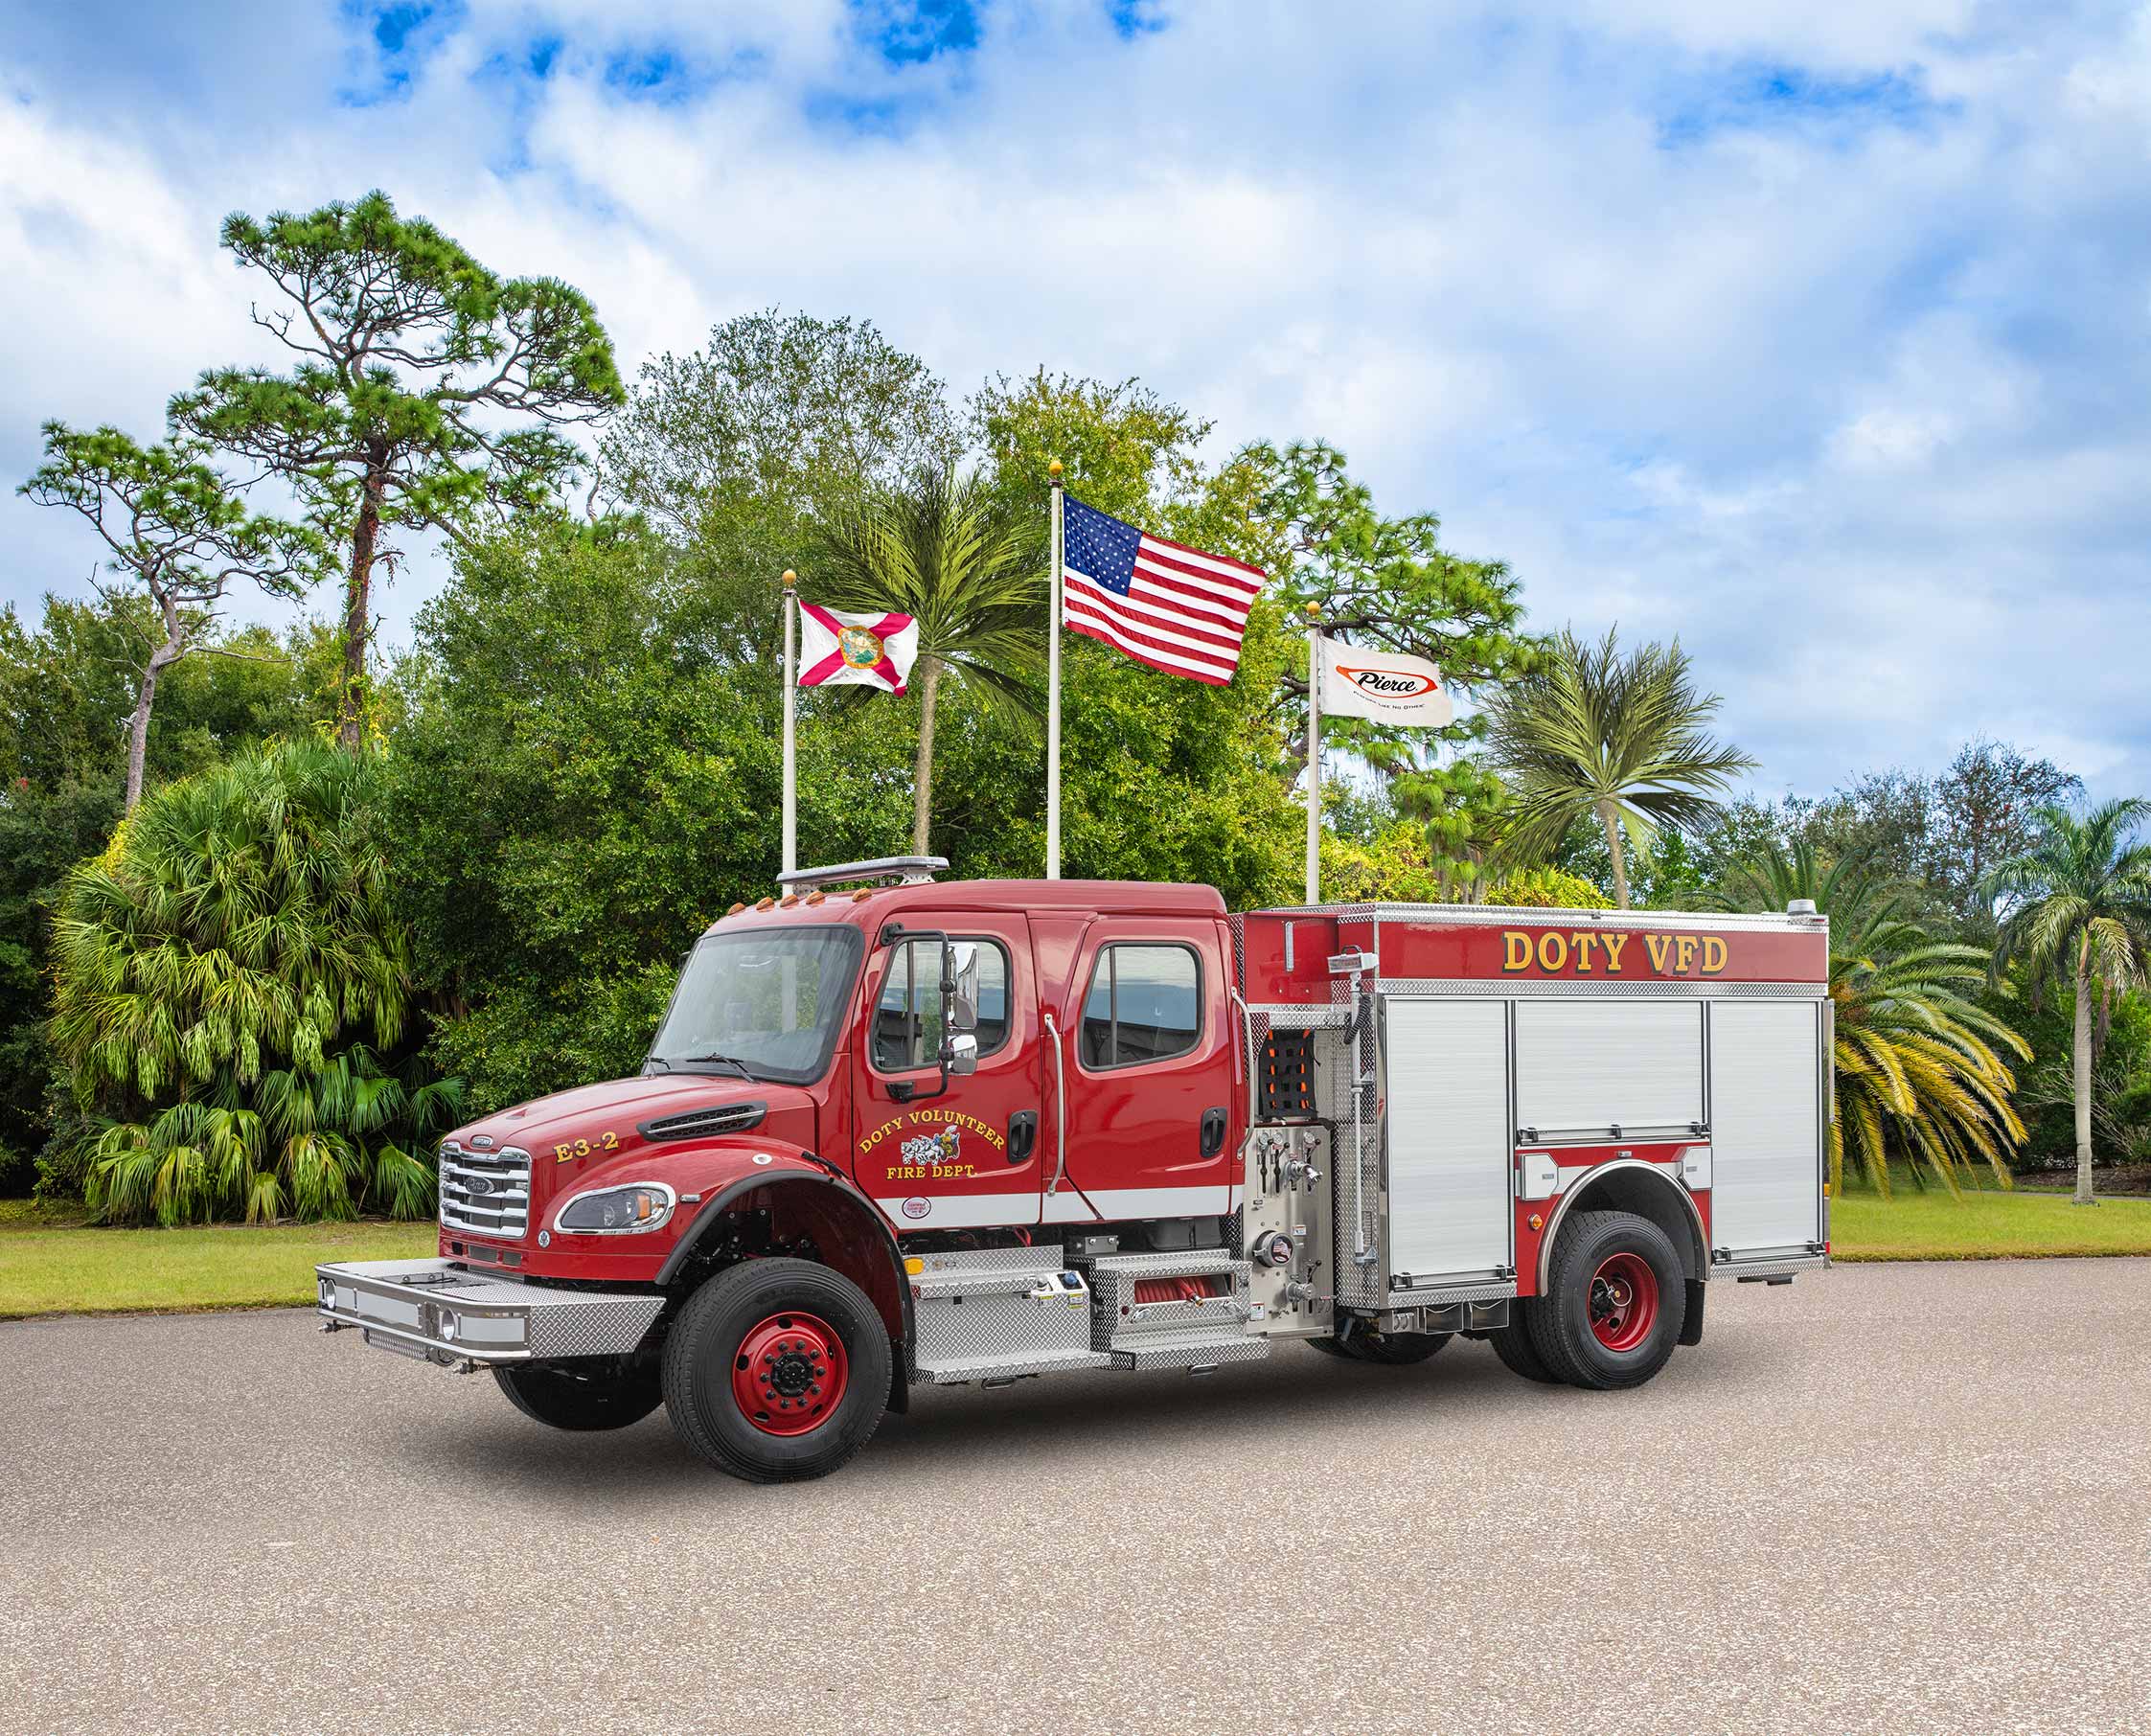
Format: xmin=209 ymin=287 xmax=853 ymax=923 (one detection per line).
xmin=1535 ymin=1159 xmax=1706 ymax=1292
xmin=655 ymin=1170 xmax=913 ymax=1366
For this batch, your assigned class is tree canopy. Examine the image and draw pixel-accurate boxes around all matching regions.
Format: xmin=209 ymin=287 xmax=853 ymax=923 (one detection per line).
xmin=19 ymin=423 xmax=320 ymax=808
xmin=171 ymin=190 xmax=624 ymax=747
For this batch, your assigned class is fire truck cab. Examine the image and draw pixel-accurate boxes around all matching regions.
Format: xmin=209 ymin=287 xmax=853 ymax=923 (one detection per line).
xmin=318 ymin=857 xmax=1832 ymax=1483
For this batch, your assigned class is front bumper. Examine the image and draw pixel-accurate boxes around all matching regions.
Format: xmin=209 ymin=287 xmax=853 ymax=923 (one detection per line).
xmin=315 ymin=1258 xmax=667 ymax=1370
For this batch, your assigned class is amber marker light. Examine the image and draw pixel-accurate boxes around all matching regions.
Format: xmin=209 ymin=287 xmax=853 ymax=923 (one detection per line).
xmin=1528 ymin=1213 xmax=1545 ymax=1232
xmin=904 ymin=1257 xmax=925 ymax=1276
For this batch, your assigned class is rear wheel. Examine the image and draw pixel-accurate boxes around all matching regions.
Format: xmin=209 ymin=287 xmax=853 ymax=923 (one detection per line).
xmin=663 ymin=1258 xmax=892 ymax=1483
xmin=493 ymin=1359 xmax=662 ymax=1431
xmin=1486 ymin=1309 xmax=1563 ymax=1384
xmin=1527 ymin=1209 xmax=1685 ymax=1390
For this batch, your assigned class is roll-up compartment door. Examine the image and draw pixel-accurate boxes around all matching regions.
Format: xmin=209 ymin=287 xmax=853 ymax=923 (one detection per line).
xmin=1708 ymin=1001 xmax=1823 ymax=1257
xmin=1513 ymin=1000 xmax=1703 ymax=1140
xmin=1384 ymin=999 xmax=1512 ymax=1282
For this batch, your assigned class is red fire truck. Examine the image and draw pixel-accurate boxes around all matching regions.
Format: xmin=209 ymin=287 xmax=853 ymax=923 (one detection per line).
xmin=318 ymin=856 xmax=1832 ymax=1483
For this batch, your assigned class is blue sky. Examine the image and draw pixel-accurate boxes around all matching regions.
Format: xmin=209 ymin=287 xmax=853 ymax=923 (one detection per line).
xmin=3 ymin=0 xmax=2148 ymax=802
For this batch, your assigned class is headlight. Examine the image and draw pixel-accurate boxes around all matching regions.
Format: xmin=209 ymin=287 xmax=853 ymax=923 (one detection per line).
xmin=554 ymin=1182 xmax=676 ymax=1235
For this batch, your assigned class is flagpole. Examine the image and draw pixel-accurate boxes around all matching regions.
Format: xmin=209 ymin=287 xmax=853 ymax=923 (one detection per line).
xmin=1304 ymin=602 xmax=1321 ymax=905
xmin=1046 ymin=459 xmax=1064 ymax=880
xmin=781 ymin=569 xmax=797 ymax=879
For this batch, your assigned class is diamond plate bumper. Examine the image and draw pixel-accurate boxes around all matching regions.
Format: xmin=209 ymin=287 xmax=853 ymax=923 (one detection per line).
xmin=314 ymin=1258 xmax=666 ymax=1369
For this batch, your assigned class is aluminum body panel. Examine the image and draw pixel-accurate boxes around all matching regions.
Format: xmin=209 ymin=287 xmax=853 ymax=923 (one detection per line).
xmin=315 ymin=1258 xmax=665 ymax=1367
xmin=1513 ymin=999 xmax=1705 ymax=1139
xmin=908 ymin=1246 xmax=1099 ymax=1380
xmin=1383 ymin=998 xmax=1514 ymax=1283
xmin=1080 ymin=1250 xmax=1255 ymax=1352
xmin=1707 ymin=1001 xmax=1825 ymax=1256
xmin=1373 ymin=977 xmax=1827 ymax=1000
xmin=1713 ymin=1253 xmax=1829 ymax=1281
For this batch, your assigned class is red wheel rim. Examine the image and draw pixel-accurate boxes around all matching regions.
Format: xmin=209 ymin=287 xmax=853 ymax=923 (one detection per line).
xmin=731 ymin=1312 xmax=848 ymax=1436
xmin=1589 ymin=1252 xmax=1659 ymax=1352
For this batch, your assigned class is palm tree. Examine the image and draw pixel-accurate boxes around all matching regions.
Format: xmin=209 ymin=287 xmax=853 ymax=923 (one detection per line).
xmin=1984 ymin=800 xmax=2151 ymax=1205
xmin=812 ymin=468 xmax=1044 ymax=855
xmin=49 ymin=740 xmax=462 ymax=1223
xmin=1713 ymin=839 xmax=2028 ymax=1195
xmin=1484 ymin=627 xmax=1754 ymax=907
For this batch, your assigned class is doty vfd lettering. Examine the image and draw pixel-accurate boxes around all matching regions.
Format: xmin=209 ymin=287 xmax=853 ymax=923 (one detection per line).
xmin=1501 ymin=929 xmax=1728 ymax=976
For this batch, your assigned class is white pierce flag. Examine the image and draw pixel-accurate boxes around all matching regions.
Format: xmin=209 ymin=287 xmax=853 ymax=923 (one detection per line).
xmin=1316 ymin=637 xmax=1453 ymax=727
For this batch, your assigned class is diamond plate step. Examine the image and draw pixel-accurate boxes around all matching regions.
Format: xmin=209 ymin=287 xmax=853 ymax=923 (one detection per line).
xmin=1111 ymin=1333 xmax=1271 ymax=1372
xmin=914 ymin=1346 xmax=1114 ymax=1385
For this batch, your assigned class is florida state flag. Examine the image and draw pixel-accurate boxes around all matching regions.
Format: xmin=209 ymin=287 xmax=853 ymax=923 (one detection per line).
xmin=797 ymin=605 xmax=920 ymax=695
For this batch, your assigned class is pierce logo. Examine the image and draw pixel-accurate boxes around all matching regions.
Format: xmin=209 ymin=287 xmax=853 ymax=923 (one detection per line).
xmin=901 ymin=1197 xmax=930 ymax=1220
xmin=1337 ymin=665 xmax=1440 ymax=698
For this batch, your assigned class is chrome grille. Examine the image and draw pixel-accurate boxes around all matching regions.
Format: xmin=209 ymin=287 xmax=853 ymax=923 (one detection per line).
xmin=439 ymin=1143 xmax=533 ymax=1240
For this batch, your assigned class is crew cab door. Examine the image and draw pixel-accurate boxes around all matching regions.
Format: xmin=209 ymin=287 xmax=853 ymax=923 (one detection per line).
xmin=850 ymin=913 xmax=1045 ymax=1231
xmin=1049 ymin=917 xmax=1236 ymax=1222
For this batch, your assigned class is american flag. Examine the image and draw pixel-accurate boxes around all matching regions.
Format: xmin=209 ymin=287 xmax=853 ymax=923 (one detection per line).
xmin=1061 ymin=494 xmax=1265 ymax=685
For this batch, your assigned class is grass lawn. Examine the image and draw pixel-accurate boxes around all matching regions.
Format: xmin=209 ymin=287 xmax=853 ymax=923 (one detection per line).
xmin=0 ymin=1200 xmax=436 ymax=1318
xmin=8 ymin=1171 xmax=2151 ymax=1319
xmin=1832 ymin=1183 xmax=2151 ymax=1261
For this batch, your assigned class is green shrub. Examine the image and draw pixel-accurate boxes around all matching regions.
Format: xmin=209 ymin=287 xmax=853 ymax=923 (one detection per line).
xmin=49 ymin=741 xmax=460 ymax=1223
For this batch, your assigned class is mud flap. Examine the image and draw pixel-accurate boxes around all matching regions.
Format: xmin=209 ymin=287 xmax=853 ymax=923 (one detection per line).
xmin=1678 ymin=1278 xmax=1706 ymax=1347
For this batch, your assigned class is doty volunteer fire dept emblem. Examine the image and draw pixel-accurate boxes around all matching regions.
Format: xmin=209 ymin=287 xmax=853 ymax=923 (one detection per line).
xmin=899 ymin=1128 xmax=962 ymax=1168
xmin=837 ymin=625 xmax=884 ymax=668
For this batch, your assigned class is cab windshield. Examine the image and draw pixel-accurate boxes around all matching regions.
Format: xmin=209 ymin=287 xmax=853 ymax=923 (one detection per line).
xmin=648 ymin=925 xmax=863 ymax=1085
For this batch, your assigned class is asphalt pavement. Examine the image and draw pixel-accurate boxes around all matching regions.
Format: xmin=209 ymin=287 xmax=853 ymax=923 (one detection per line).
xmin=4 ymin=1259 xmax=2148 ymax=1735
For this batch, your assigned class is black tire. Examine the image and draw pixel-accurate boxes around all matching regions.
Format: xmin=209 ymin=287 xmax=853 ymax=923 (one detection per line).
xmin=1526 ymin=1209 xmax=1686 ymax=1391
xmin=493 ymin=1359 xmax=662 ymax=1431
xmin=1346 ymin=1329 xmax=1452 ymax=1364
xmin=1487 ymin=1307 xmax=1565 ymax=1384
xmin=1308 ymin=1326 xmax=1451 ymax=1362
xmin=662 ymin=1257 xmax=893 ymax=1484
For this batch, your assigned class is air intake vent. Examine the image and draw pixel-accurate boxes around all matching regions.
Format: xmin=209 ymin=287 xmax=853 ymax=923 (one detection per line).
xmin=638 ymin=1101 xmax=767 ymax=1142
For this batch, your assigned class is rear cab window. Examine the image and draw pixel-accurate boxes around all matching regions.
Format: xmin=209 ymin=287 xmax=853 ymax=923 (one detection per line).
xmin=1079 ymin=943 xmax=1201 ymax=1069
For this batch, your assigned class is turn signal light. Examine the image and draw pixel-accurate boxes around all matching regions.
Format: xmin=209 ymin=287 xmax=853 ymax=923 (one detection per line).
xmin=904 ymin=1256 xmax=925 ymax=1276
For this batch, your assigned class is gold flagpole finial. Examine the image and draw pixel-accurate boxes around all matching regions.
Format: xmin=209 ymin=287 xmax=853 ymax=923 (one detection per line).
xmin=1047 ymin=458 xmax=1063 ymax=481
xmin=1306 ymin=602 xmax=1321 ymax=621
xmin=782 ymin=569 xmax=796 ymax=589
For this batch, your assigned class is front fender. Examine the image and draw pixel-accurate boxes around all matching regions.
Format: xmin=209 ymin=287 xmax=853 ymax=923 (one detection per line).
xmin=515 ymin=1137 xmax=912 ymax=1405
xmin=515 ymin=1137 xmax=840 ymax=1285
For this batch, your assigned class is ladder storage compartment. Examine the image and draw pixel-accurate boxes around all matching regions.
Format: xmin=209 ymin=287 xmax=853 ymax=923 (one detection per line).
xmin=1083 ymin=1250 xmax=1270 ymax=1371
xmin=909 ymin=1245 xmax=1112 ymax=1384
xmin=1708 ymin=1000 xmax=1826 ymax=1265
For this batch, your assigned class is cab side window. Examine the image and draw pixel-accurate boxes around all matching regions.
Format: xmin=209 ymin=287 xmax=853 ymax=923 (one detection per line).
xmin=872 ymin=938 xmax=1011 ymax=1071
xmin=1080 ymin=944 xmax=1201 ymax=1069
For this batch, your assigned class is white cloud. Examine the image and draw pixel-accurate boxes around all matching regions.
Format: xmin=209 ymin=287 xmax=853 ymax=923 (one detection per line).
xmin=1 ymin=0 xmax=2148 ymax=806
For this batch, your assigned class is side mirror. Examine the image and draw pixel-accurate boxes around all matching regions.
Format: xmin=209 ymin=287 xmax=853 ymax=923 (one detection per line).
xmin=943 ymin=1032 xmax=978 ymax=1077
xmin=942 ymin=941 xmax=979 ymax=1035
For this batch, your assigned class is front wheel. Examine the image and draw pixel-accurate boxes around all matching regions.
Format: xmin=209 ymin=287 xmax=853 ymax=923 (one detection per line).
xmin=493 ymin=1359 xmax=662 ymax=1431
xmin=1526 ymin=1209 xmax=1686 ymax=1390
xmin=662 ymin=1258 xmax=893 ymax=1483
